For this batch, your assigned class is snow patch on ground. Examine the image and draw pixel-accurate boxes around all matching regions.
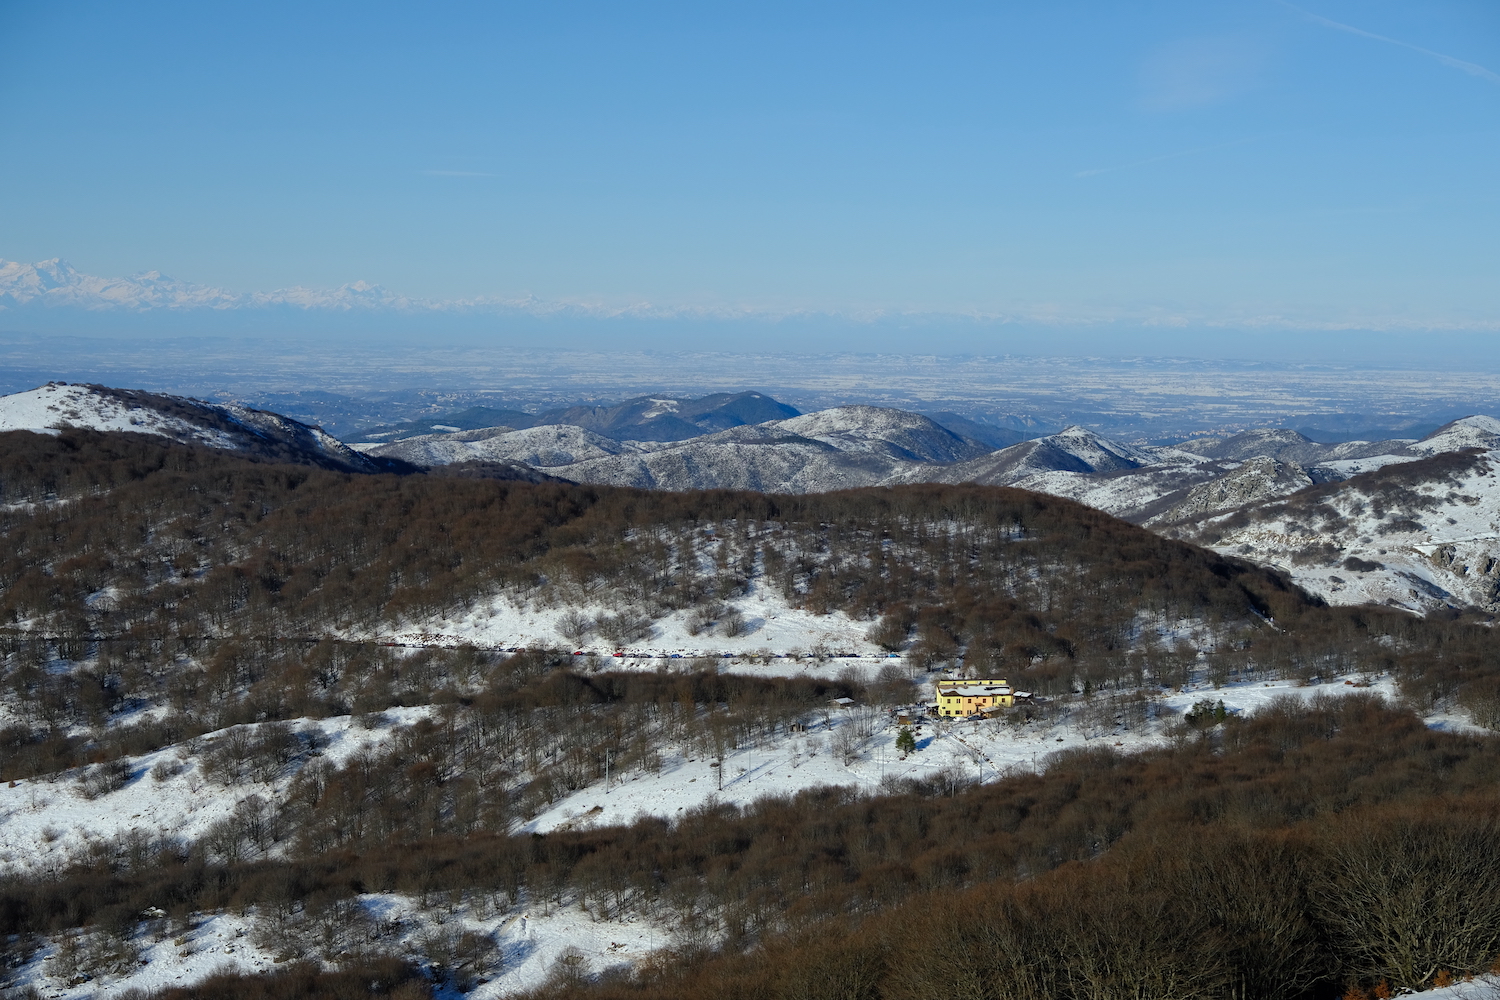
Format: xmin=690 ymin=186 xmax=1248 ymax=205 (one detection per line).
xmin=11 ymin=891 xmax=668 ymax=1000
xmin=0 ymin=709 xmax=432 ymax=878
xmin=378 ymin=580 xmax=885 ymax=665
xmin=14 ymin=911 xmax=276 ymax=999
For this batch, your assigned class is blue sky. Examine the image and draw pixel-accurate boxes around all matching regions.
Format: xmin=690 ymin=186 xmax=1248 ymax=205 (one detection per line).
xmin=3 ymin=1 xmax=1499 ymax=355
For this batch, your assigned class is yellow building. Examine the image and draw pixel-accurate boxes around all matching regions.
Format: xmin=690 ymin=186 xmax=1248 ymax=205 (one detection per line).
xmin=936 ymin=678 xmax=1023 ymax=717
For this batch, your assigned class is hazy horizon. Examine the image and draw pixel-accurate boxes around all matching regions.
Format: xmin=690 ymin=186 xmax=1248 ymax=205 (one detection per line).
xmin=5 ymin=1 xmax=1500 ymax=364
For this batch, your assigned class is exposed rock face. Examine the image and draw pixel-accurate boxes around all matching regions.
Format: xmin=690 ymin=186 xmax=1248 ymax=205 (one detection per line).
xmin=1423 ymin=540 xmax=1500 ymax=607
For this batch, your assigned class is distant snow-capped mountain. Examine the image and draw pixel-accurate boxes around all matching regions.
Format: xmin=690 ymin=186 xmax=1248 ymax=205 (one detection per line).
xmin=0 ymin=258 xmax=783 ymax=320
xmin=0 ymin=258 xmax=421 ymax=313
xmin=364 ymin=406 xmax=962 ymax=493
xmin=359 ymin=424 xmax=636 ymax=468
xmin=0 ymin=259 xmax=242 ymax=310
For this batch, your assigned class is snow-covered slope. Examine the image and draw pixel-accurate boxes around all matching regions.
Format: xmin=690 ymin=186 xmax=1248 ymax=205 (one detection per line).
xmin=1144 ymin=417 xmax=1500 ymax=614
xmin=1306 ymin=453 xmax=1426 ymax=482
xmin=1002 ymin=463 xmax=1230 ymax=521
xmin=771 ymin=406 xmax=990 ymax=463
xmin=556 ymin=430 xmax=903 ymax=492
xmin=0 ymin=383 xmax=227 ymax=444
xmin=1178 ymin=450 xmax=1500 ymax=613
xmin=536 ymin=406 xmax=985 ymax=491
xmin=935 ymin=425 xmax=1168 ymax=485
xmin=1147 ymin=457 xmax=1315 ymax=525
xmin=1187 ymin=419 xmax=1500 ymax=475
xmin=0 ymin=383 xmax=380 ymax=472
xmin=1411 ymin=414 xmax=1500 ymax=456
xmin=926 ymin=417 xmax=1499 ymax=532
xmin=361 ymin=423 xmax=635 ymax=468
xmin=1188 ymin=428 xmax=1416 ymax=465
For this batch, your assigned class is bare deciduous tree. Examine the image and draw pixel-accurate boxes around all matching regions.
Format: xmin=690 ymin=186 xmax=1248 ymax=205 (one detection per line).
xmin=1311 ymin=811 xmax=1500 ymax=989
xmin=557 ymin=610 xmax=595 ymax=646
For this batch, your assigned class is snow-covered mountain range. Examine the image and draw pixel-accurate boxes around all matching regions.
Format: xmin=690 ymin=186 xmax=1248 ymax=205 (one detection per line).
xmin=5 ymin=381 xmax=1498 ymax=615
xmin=361 ymin=404 xmax=994 ymax=492
xmin=0 ymin=258 xmax=421 ymax=312
xmin=356 ymin=406 xmax=1500 ymax=614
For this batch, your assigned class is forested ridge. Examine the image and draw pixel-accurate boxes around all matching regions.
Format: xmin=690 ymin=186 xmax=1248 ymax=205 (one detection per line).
xmin=2 ymin=427 xmax=1301 ymax=642
xmin=4 ymin=429 xmax=1500 ymax=999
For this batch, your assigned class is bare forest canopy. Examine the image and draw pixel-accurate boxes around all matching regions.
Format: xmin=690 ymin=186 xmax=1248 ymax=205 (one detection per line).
xmin=0 ymin=427 xmax=1309 ymax=642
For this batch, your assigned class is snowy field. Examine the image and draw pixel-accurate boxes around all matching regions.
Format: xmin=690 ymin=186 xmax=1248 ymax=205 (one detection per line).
xmin=370 ymin=580 xmax=890 ymax=671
